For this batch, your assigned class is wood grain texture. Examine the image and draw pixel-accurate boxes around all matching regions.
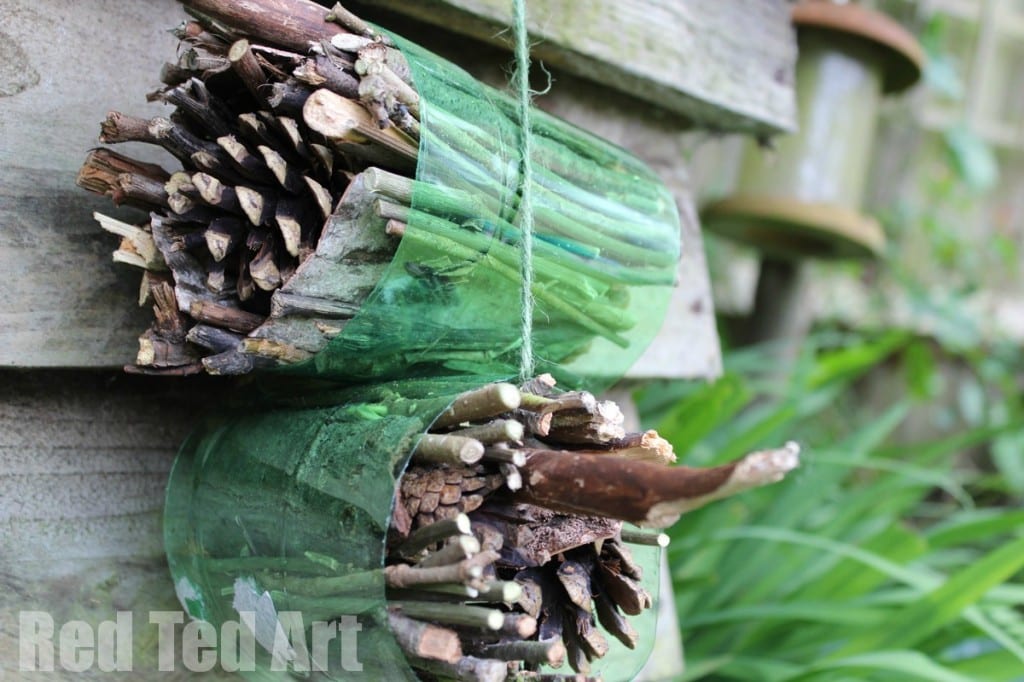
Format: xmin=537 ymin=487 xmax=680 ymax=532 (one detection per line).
xmin=0 ymin=371 xmax=233 ymax=678
xmin=535 ymin=77 xmax=723 ymax=380
xmin=0 ymin=0 xmax=182 ymax=368
xmin=355 ymin=0 xmax=797 ymax=135
xmin=0 ymin=0 xmax=724 ymax=378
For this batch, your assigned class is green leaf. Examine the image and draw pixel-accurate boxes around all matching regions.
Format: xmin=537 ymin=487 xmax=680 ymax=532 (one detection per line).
xmin=789 ymin=650 xmax=978 ymax=682
xmin=804 ymin=331 xmax=910 ymax=390
xmin=835 ymin=536 xmax=1024 ymax=656
xmin=903 ymin=340 xmax=940 ymax=400
xmin=992 ymin=430 xmax=1024 ymax=495
xmin=654 ymin=373 xmax=751 ymax=457
xmin=927 ymin=508 xmax=1024 ymax=548
xmin=944 ymin=124 xmax=999 ymax=192
xmin=680 ymin=601 xmax=884 ymax=629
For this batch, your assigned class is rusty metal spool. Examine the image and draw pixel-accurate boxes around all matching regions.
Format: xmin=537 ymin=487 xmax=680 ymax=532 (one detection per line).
xmin=702 ymin=1 xmax=924 ymax=261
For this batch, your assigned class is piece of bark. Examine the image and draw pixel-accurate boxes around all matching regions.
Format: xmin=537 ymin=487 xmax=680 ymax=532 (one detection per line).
xmin=186 ymin=324 xmax=244 ymax=354
xmin=189 ymin=300 xmax=264 ymax=333
xmin=181 ymin=0 xmax=348 ymax=54
xmin=517 ymin=443 xmax=801 ymax=528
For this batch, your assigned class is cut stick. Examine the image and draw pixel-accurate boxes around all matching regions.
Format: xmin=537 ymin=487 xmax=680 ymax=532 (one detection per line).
xmin=93 ymin=213 xmax=164 ymax=271
xmin=228 ymin=39 xmax=267 ymax=101
xmin=482 ymin=445 xmax=527 ymax=467
xmin=304 ymin=176 xmax=334 ymax=221
xmin=186 ymin=324 xmax=244 ymax=354
xmin=192 ymin=172 xmax=241 ymax=213
xmin=273 ymin=116 xmax=313 ymax=160
xmin=77 ymin=147 xmax=169 ymax=196
xmin=408 ymin=655 xmax=507 ymax=682
xmin=236 ymin=186 xmax=275 ymax=226
xmin=189 ymin=300 xmax=264 ymax=333
xmin=217 ymin=135 xmax=275 ymax=183
xmin=619 ymin=528 xmax=670 ymax=548
xmin=258 ymin=144 xmax=306 ymax=194
xmin=431 ymin=383 xmax=522 ymax=429
xmin=412 ymin=434 xmax=485 ymax=466
xmin=397 ymin=514 xmax=472 ymax=558
xmin=472 ymin=580 xmax=522 ymax=604
xmin=477 ymin=639 xmax=566 ymax=668
xmin=449 ymin=419 xmax=525 ymax=445
xmin=392 ymin=602 xmax=503 ymax=631
xmin=500 ymin=462 xmax=523 ymax=492
xmin=113 ymin=173 xmax=169 ymax=208
xmin=517 ymin=442 xmax=801 ymax=528
xmin=303 ymin=88 xmax=418 ymax=165
xmin=416 ymin=535 xmax=480 ymax=569
xmin=325 ymin=2 xmax=378 ymax=39
xmin=294 ymin=54 xmax=360 ymax=99
xmin=205 ymin=217 xmax=245 ymax=262
xmin=499 ymin=613 xmax=538 ymax=638
xmin=387 ymin=612 xmax=462 ymax=665
xmin=577 ymin=430 xmax=677 ymax=465
xmin=384 ymin=551 xmax=498 ymax=589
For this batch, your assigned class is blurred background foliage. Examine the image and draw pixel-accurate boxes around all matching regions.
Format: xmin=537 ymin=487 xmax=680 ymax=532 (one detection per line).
xmin=636 ymin=330 xmax=1024 ymax=680
xmin=642 ymin=2 xmax=1024 ymax=679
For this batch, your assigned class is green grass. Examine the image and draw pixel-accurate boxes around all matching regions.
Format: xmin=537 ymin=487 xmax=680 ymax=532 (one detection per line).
xmin=637 ymin=331 xmax=1024 ymax=681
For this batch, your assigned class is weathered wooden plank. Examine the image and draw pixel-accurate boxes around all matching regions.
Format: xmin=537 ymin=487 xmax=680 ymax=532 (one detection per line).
xmin=0 ymin=0 xmax=182 ymax=368
xmin=537 ymin=75 xmax=723 ymax=380
xmin=0 ymin=0 xmax=724 ymax=378
xmin=0 ymin=371 xmax=234 ymax=678
xmin=356 ymin=0 xmax=797 ymax=135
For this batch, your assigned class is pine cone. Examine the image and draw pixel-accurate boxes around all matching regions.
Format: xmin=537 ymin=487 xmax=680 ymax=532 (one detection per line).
xmin=399 ymin=464 xmax=504 ymax=529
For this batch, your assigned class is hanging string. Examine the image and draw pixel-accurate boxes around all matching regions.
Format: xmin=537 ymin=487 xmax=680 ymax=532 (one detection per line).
xmin=511 ymin=0 xmax=536 ymax=382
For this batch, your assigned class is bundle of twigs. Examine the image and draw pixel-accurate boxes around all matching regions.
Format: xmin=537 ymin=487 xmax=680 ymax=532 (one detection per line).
xmin=381 ymin=376 xmax=800 ymax=678
xmin=77 ymin=0 xmax=677 ymax=377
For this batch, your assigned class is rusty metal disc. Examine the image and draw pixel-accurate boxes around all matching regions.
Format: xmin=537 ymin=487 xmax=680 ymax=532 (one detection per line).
xmin=792 ymin=1 xmax=924 ymax=93
xmin=701 ymin=194 xmax=886 ymax=261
